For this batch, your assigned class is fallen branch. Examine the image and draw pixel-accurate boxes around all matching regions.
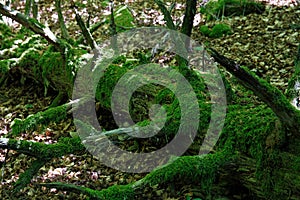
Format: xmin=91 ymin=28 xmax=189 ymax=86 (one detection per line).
xmin=39 ymin=152 xmax=233 ymax=200
xmin=10 ymin=98 xmax=86 ymax=135
xmin=0 ymin=3 xmax=61 ymax=50
xmin=207 ymin=47 xmax=300 ymax=137
xmin=71 ymin=1 xmax=97 ymax=49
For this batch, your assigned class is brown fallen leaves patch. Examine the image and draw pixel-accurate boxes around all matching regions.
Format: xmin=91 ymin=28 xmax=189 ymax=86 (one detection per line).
xmin=195 ymin=4 xmax=300 ymax=91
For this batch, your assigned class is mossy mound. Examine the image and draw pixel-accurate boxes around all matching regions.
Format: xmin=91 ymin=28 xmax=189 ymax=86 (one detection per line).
xmin=95 ymin=59 xmax=211 ymax=142
xmin=200 ymin=23 xmax=232 ymax=38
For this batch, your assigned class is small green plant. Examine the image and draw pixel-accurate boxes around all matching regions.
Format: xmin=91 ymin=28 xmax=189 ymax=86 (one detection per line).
xmin=200 ymin=23 xmax=232 ymax=38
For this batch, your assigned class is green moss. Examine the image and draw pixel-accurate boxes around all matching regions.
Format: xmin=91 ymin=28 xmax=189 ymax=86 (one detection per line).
xmin=38 ymin=46 xmax=75 ymax=97
xmin=219 ymin=104 xmax=280 ymax=155
xmin=142 ymin=152 xmax=233 ymax=194
xmin=217 ymin=103 xmax=287 ymax=197
xmin=95 ymin=63 xmax=132 ymax=109
xmin=114 ymin=5 xmax=135 ymax=30
xmin=210 ymin=23 xmax=232 ymax=38
xmin=200 ymin=25 xmax=211 ymax=37
xmin=0 ymin=23 xmax=14 ymax=50
xmin=200 ymin=24 xmax=232 ymax=38
xmin=14 ymin=159 xmax=46 ymax=192
xmin=95 ymin=62 xmax=211 ymax=140
xmin=97 ymin=185 xmax=135 ymax=200
xmin=18 ymin=48 xmax=41 ymax=69
xmin=11 ymin=104 xmax=67 ymax=135
xmin=0 ymin=60 xmax=10 ymax=74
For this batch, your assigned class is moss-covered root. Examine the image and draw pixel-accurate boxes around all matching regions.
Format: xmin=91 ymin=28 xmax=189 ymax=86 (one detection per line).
xmin=0 ymin=137 xmax=84 ymax=159
xmin=40 ymin=182 xmax=135 ymax=200
xmin=39 ymin=153 xmax=233 ymax=199
xmin=0 ymin=137 xmax=85 ymax=192
xmin=135 ymin=152 xmax=233 ymax=190
xmin=13 ymin=159 xmax=47 ymax=193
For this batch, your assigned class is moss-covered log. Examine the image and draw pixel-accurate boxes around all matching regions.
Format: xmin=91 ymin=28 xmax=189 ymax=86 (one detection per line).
xmin=94 ymin=62 xmax=211 ymax=137
xmin=41 ymin=104 xmax=300 ymax=199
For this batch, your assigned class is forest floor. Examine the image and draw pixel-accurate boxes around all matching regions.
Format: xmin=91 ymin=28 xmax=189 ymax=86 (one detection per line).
xmin=0 ymin=0 xmax=299 ymax=199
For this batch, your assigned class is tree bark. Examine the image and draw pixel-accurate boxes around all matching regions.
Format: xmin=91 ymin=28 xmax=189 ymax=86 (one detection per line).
xmin=181 ymin=0 xmax=197 ymax=49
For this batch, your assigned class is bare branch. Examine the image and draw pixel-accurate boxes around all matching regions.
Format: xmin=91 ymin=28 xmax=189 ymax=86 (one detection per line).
xmin=55 ymin=0 xmax=70 ymax=40
xmin=71 ymin=2 xmax=97 ymax=49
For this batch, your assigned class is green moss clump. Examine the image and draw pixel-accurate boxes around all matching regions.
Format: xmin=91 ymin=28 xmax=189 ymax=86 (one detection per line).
xmin=95 ymin=61 xmax=211 ymax=140
xmin=200 ymin=24 xmax=232 ymax=38
xmin=97 ymin=185 xmax=135 ymax=200
xmin=142 ymin=152 xmax=233 ymax=194
xmin=200 ymin=25 xmax=211 ymax=37
xmin=210 ymin=23 xmax=232 ymax=38
xmin=95 ymin=63 xmax=132 ymax=109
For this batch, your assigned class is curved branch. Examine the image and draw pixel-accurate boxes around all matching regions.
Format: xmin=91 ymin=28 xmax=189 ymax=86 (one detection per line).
xmin=0 ymin=137 xmax=85 ymax=192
